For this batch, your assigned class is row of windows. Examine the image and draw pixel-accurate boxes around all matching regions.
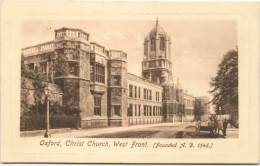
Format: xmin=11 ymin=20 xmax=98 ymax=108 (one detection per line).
xmin=144 ymin=105 xmax=162 ymax=116
xmin=27 ymin=62 xmax=49 ymax=74
xmin=127 ymin=104 xmax=162 ymax=117
xmin=90 ymin=63 xmax=105 ymax=83
xmin=129 ymin=85 xmax=141 ymax=98
xmin=128 ymin=84 xmax=161 ymax=101
xmin=143 ymin=88 xmax=152 ymax=100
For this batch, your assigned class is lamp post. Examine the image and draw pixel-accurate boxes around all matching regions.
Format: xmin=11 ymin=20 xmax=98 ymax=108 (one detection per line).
xmin=44 ymin=60 xmax=50 ymax=138
xmin=44 ymin=86 xmax=50 ymax=138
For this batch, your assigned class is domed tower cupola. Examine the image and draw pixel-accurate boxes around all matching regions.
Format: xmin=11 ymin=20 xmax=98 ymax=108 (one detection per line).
xmin=142 ymin=18 xmax=173 ymax=85
xmin=147 ymin=18 xmax=168 ymax=40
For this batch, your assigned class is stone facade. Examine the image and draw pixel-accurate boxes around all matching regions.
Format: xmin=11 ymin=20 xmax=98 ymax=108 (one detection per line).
xmin=183 ymin=93 xmax=196 ymax=122
xmin=21 ymin=21 xmax=209 ymax=129
xmin=127 ymin=73 xmax=163 ymax=125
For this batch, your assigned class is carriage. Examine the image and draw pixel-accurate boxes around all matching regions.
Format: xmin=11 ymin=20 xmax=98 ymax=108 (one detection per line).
xmin=195 ymin=114 xmax=230 ymax=137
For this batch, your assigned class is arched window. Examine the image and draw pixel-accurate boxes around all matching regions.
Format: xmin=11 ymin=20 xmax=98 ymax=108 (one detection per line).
xmin=144 ymin=42 xmax=148 ymax=55
xmin=150 ymin=38 xmax=156 ymax=51
xmin=160 ymin=37 xmax=165 ymax=50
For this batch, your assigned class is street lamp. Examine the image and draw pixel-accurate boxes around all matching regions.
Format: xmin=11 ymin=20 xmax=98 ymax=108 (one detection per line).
xmin=44 ymin=59 xmax=51 ymax=138
xmin=44 ymin=85 xmax=50 ymax=138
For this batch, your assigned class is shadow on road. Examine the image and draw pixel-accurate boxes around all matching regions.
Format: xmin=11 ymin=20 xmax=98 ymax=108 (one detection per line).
xmin=91 ymin=130 xmax=161 ymax=138
xmin=176 ymin=126 xmax=226 ymax=138
xmin=84 ymin=124 xmax=232 ymax=138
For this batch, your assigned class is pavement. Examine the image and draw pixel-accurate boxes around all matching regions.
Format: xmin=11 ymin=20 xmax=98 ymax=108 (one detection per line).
xmin=25 ymin=122 xmax=190 ymax=138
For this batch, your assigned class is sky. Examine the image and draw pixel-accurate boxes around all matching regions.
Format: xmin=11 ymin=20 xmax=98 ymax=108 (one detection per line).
xmin=22 ymin=20 xmax=237 ymax=100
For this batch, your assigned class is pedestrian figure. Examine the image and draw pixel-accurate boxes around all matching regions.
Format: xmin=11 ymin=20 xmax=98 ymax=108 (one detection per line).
xmin=195 ymin=120 xmax=201 ymax=136
xmin=222 ymin=119 xmax=228 ymax=137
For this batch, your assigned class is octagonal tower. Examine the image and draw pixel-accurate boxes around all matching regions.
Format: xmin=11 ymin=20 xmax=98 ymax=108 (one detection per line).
xmin=142 ymin=18 xmax=173 ymax=85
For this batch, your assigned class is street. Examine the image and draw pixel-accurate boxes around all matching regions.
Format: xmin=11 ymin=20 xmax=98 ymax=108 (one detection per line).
xmin=23 ymin=122 xmax=238 ymax=138
xmin=81 ymin=123 xmax=238 ymax=139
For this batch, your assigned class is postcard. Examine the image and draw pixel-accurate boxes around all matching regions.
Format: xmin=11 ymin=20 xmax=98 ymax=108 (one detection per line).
xmin=1 ymin=1 xmax=259 ymax=164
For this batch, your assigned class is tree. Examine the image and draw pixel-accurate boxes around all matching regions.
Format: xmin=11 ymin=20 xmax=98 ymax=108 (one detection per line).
xmin=21 ymin=55 xmax=45 ymax=113
xmin=210 ymin=49 xmax=238 ymax=115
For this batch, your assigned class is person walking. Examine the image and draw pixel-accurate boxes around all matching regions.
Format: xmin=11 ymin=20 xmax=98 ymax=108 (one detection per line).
xmin=222 ymin=119 xmax=228 ymax=137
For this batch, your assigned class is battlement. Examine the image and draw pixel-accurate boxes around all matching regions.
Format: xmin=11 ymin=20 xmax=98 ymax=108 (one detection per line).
xmin=55 ymin=27 xmax=89 ymax=42
xmin=21 ymin=41 xmax=55 ymax=57
xmin=109 ymin=50 xmax=127 ymax=61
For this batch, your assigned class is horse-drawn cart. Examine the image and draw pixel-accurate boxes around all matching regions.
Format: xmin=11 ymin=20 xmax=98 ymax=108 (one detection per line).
xmin=196 ymin=121 xmax=216 ymax=136
xmin=196 ymin=114 xmax=230 ymax=137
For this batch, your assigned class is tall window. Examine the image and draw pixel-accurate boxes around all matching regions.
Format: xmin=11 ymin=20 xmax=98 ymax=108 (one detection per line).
xmin=156 ymin=92 xmax=160 ymax=102
xmin=144 ymin=43 xmax=148 ymax=55
xmin=128 ymin=104 xmax=133 ymax=116
xmin=129 ymin=84 xmax=133 ymax=97
xmin=138 ymin=87 xmax=141 ymax=98
xmin=90 ymin=63 xmax=94 ymax=81
xmin=114 ymin=105 xmax=121 ymax=116
xmin=135 ymin=105 xmax=137 ymax=116
xmin=95 ymin=63 xmax=105 ymax=83
xmin=34 ymin=66 xmax=39 ymax=73
xmin=94 ymin=95 xmax=101 ymax=116
xmin=149 ymin=90 xmax=152 ymax=100
xmin=138 ymin=104 xmax=141 ymax=116
xmin=40 ymin=62 xmax=47 ymax=73
xmin=134 ymin=86 xmax=137 ymax=98
xmin=150 ymin=38 xmax=156 ymax=51
xmin=144 ymin=89 xmax=147 ymax=99
xmin=160 ymin=37 xmax=165 ymax=50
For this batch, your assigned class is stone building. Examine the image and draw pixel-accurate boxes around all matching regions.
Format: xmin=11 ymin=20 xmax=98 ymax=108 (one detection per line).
xmin=21 ymin=20 xmax=204 ymax=129
xmin=183 ymin=93 xmax=196 ymax=122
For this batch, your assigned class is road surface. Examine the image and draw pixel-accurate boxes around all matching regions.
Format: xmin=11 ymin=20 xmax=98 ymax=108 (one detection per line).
xmin=82 ymin=123 xmax=238 ymax=138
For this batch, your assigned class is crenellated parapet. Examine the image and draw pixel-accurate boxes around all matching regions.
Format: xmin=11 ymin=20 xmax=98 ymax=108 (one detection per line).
xmin=55 ymin=27 xmax=89 ymax=42
xmin=22 ymin=41 xmax=55 ymax=57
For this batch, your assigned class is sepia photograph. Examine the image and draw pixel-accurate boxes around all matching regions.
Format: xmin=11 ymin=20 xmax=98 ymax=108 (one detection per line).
xmin=1 ymin=2 xmax=259 ymax=164
xmin=20 ymin=19 xmax=238 ymax=139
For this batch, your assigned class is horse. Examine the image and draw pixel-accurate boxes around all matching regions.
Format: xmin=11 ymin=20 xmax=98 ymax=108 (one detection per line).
xmin=208 ymin=120 xmax=218 ymax=136
xmin=210 ymin=118 xmax=229 ymax=137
